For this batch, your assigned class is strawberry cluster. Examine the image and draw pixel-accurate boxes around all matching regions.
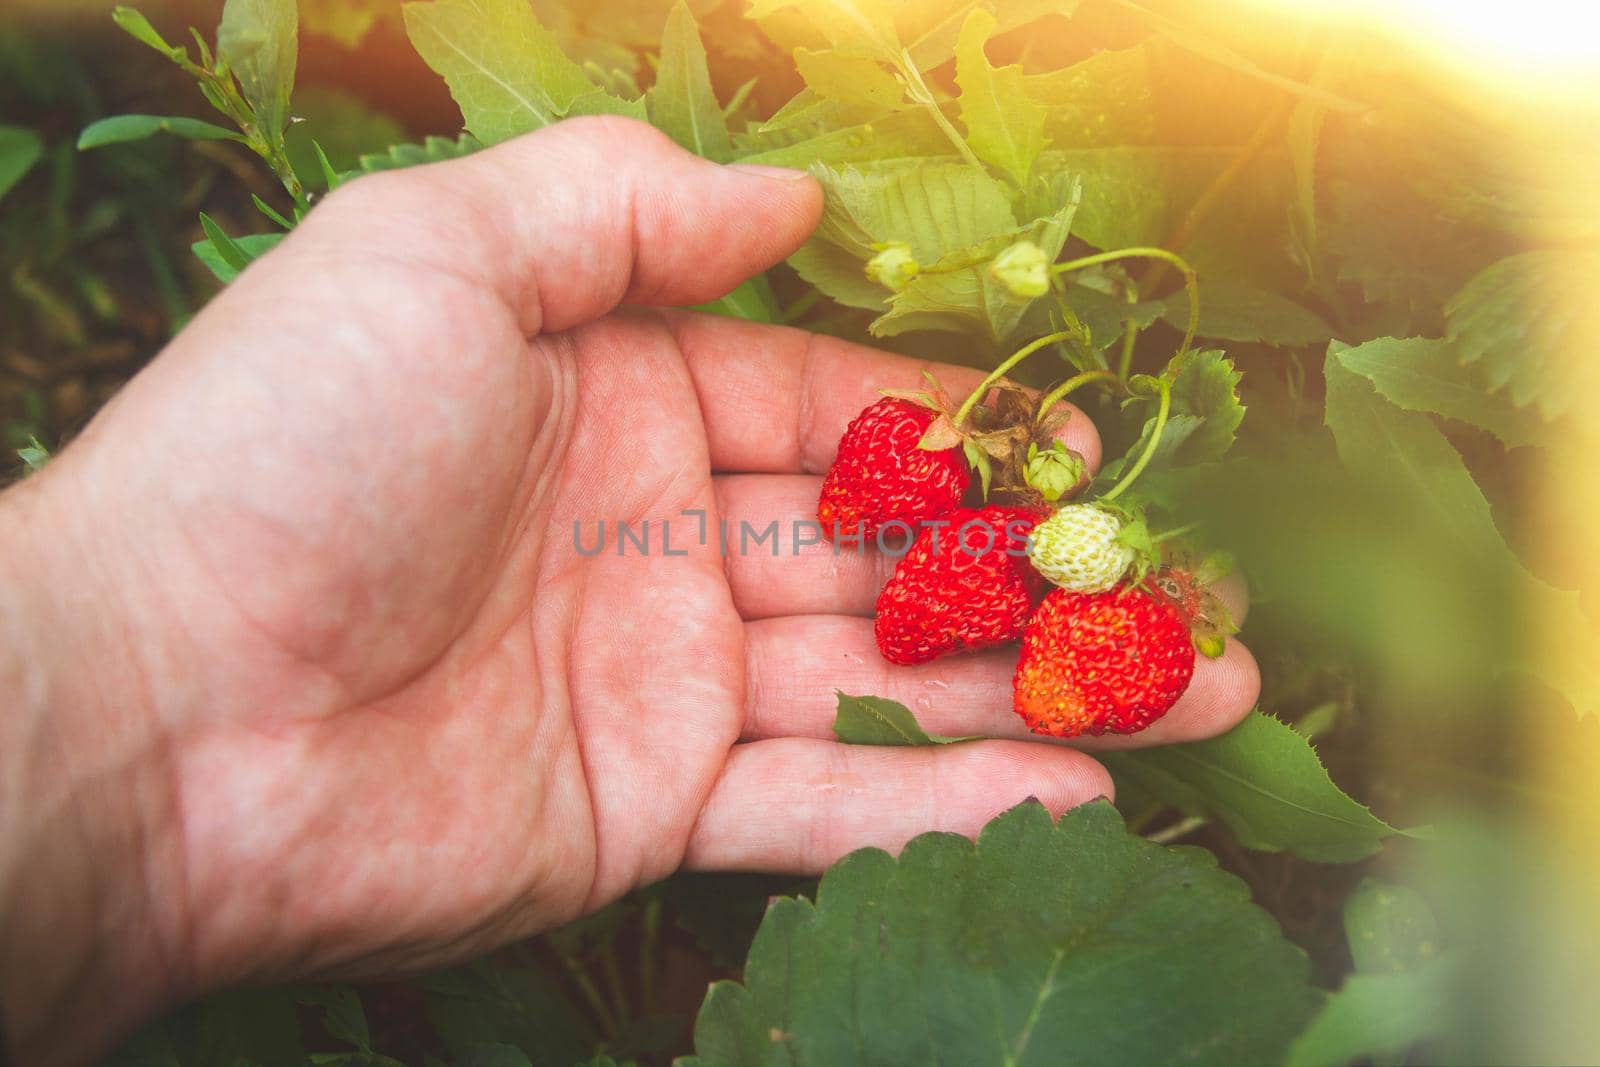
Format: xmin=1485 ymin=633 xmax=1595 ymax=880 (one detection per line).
xmin=818 ymin=385 xmax=1233 ymax=738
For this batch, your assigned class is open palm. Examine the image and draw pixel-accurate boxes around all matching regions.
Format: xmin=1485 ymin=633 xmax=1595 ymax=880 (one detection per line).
xmin=30 ymin=120 xmax=1259 ymax=1014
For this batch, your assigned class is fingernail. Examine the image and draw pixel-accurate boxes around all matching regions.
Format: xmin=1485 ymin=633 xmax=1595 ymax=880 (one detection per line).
xmin=727 ymin=162 xmax=813 ymax=183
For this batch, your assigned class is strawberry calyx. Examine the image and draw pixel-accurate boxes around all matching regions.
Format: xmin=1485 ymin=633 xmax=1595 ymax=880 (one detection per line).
xmin=1023 ymin=439 xmax=1087 ymax=502
xmin=883 ymin=373 xmax=1085 ymax=506
xmin=1143 ymin=546 xmax=1240 ymax=659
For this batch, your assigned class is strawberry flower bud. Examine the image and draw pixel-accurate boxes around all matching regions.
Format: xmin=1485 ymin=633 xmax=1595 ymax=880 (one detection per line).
xmin=990 ymin=240 xmax=1051 ymax=300
xmin=1023 ymin=440 xmax=1085 ymax=502
xmin=866 ymin=242 xmax=920 ymax=292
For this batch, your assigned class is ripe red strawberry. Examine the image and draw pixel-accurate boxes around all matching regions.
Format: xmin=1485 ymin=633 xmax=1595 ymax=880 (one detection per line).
xmin=818 ymin=397 xmax=970 ymax=542
xmin=875 ymin=505 xmax=1047 ymax=665
xmin=1013 ymin=585 xmax=1195 ymax=737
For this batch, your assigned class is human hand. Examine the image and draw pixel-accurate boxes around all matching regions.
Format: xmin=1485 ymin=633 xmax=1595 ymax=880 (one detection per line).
xmin=0 ymin=117 xmax=1259 ymax=1064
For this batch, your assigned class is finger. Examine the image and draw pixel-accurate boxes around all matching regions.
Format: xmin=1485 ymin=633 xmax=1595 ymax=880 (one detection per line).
xmin=292 ymin=116 xmax=823 ymax=335
xmin=714 ymin=474 xmax=892 ymax=619
xmin=1215 ymin=570 xmax=1250 ymax=626
xmin=712 ymin=445 xmax=1097 ymax=622
xmin=684 ymin=737 xmax=1112 ymax=873
xmin=743 ymin=616 xmax=1259 ymax=750
xmin=666 ymin=312 xmax=1102 ymax=476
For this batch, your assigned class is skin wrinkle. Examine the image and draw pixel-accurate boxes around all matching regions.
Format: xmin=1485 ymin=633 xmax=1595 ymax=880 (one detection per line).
xmin=809 ymin=743 xmax=850 ymax=871
xmin=521 ymin=335 xmax=584 ymax=588
xmin=794 ymin=329 xmax=831 ymax=474
xmin=283 ymin=205 xmax=500 ymax=327
xmin=115 ymin=728 xmax=192 ymax=996
xmin=163 ymin=504 xmax=358 ymax=718
xmin=0 ymin=490 xmax=189 ymax=1061
xmin=483 ymin=339 xmax=553 ymax=583
xmin=923 ymin=743 xmax=946 ymax=842
xmin=621 ymin=164 xmax=653 ymax=309
xmin=548 ymin=317 xmax=739 ymax=910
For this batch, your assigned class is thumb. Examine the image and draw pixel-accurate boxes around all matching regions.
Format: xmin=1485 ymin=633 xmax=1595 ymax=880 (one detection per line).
xmin=295 ymin=116 xmax=822 ymax=335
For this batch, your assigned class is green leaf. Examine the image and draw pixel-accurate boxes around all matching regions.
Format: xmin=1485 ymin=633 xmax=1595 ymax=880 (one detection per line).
xmin=900 ymin=0 xmax=1083 ymax=71
xmin=684 ymin=801 xmax=1322 ymax=1066
xmin=357 ymin=133 xmax=482 ymax=174
xmin=1445 ymin=250 xmax=1600 ymax=422
xmin=310 ymin=141 xmax=344 ymax=190
xmin=422 ymin=959 xmax=595 ymax=1065
xmin=1033 ymin=146 xmax=1195 ymax=251
xmin=1162 ymin=279 xmax=1332 ymax=347
xmin=1284 ymin=955 xmax=1456 ymax=1067
xmin=746 ymin=0 xmax=901 ymax=60
xmin=1292 ymin=702 xmax=1339 ymax=740
xmin=1028 ymin=45 xmax=1156 ymax=148
xmin=112 ymin=5 xmax=184 ymax=57
xmin=646 ymin=3 xmax=732 ymax=161
xmin=793 ymin=49 xmax=905 ymax=110
xmin=696 ymin=275 xmax=780 ymax=323
xmin=192 ymin=229 xmax=285 ymax=283
xmin=199 ymin=212 xmax=251 ymax=272
xmin=792 ymin=161 xmax=1078 ymax=340
xmin=1095 ymin=414 xmax=1203 ymax=494
xmin=1102 ymin=711 xmax=1398 ymax=862
xmin=722 ymin=77 xmax=759 ymax=122
xmin=1332 ymin=336 xmax=1558 ymax=450
xmin=300 ymin=0 xmax=393 ymax=48
xmin=282 ymin=87 xmax=407 ymax=190
xmin=1343 ymin=878 xmax=1442 ymax=975
xmin=1287 ymin=95 xmax=1321 ymax=269
xmin=1325 ymin=346 xmax=1600 ymax=717
xmin=1324 ymin=346 xmax=1506 ymax=560
xmin=192 ymin=988 xmax=307 ymax=1067
xmin=755 ymin=87 xmax=870 ymax=136
xmin=1056 ymin=279 xmax=1165 ymax=350
xmin=954 ymin=9 xmax=1048 ymax=188
xmin=881 ymin=178 xmax=1079 ymax=340
xmin=403 ymin=0 xmax=642 ymax=145
xmin=1041 ymin=145 xmax=1296 ymax=289
xmin=831 ymin=692 xmax=976 ymax=746
xmin=0 ymin=124 xmax=44 ymax=203
xmin=660 ymin=872 xmax=807 ymax=968
xmin=737 ymin=107 xmax=953 ymax=170
xmin=1092 ymin=350 xmax=1242 ymax=492
xmin=218 ymin=0 xmax=300 ymax=142
xmin=294 ymin=986 xmax=371 ymax=1050
xmin=77 ymin=115 xmax=244 ymax=151
xmin=793 ymin=161 xmax=1010 ymax=306
xmin=251 ymin=194 xmax=295 ymax=230
xmin=16 ymin=435 xmax=50 ymax=472
xmin=1321 ymin=170 xmax=1497 ymax=331
xmin=1169 ymin=348 xmax=1245 ymax=464
xmin=1107 ymin=0 xmax=1367 ymax=113
xmin=459 ymin=1046 xmax=534 ymax=1067
xmin=1285 ymin=48 xmax=1347 ymax=274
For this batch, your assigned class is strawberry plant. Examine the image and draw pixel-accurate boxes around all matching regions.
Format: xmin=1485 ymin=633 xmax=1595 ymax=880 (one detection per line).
xmin=5 ymin=0 xmax=1598 ymax=1063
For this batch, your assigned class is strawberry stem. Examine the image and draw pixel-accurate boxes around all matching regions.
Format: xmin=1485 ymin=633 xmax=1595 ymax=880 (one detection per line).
xmin=897 ymin=49 xmax=988 ymax=172
xmin=1050 ymin=247 xmax=1199 ymax=366
xmin=1151 ymin=521 xmax=1198 ymax=544
xmin=1101 ymin=379 xmax=1171 ymax=503
xmin=1035 ymin=369 xmax=1119 ymax=421
xmin=1117 ymin=282 xmax=1142 ymax=381
xmin=953 ymin=330 xmax=1078 ymax=427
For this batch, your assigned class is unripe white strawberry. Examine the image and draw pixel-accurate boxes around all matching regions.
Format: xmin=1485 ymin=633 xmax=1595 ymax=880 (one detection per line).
xmin=1027 ymin=504 xmax=1135 ymax=593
